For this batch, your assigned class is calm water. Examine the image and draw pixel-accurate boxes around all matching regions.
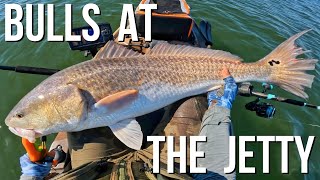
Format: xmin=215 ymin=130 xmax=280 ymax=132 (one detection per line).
xmin=0 ymin=0 xmax=319 ymax=179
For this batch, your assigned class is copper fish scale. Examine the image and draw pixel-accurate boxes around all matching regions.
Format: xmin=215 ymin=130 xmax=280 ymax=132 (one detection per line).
xmin=52 ymin=55 xmax=267 ymax=101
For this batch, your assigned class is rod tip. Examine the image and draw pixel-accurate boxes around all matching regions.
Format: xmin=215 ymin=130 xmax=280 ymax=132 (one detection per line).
xmin=318 ymin=106 xmax=320 ymax=110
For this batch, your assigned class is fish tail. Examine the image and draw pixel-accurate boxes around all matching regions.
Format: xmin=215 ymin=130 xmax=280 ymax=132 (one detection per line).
xmin=259 ymin=30 xmax=318 ymax=99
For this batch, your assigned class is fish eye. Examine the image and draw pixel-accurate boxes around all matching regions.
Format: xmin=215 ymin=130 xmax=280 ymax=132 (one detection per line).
xmin=16 ymin=113 xmax=24 ymax=118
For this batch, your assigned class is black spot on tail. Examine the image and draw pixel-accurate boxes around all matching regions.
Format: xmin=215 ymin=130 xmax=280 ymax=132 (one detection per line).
xmin=268 ymin=60 xmax=280 ymax=66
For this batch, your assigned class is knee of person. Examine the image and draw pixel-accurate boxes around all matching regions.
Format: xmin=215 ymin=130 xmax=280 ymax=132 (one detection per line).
xmin=202 ymin=112 xmax=232 ymax=127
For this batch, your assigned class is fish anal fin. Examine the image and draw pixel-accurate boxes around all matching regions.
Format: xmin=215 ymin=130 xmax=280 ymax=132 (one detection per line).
xmin=148 ymin=41 xmax=243 ymax=63
xmin=109 ymin=118 xmax=143 ymax=150
xmin=94 ymin=41 xmax=142 ymax=60
xmin=94 ymin=89 xmax=139 ymax=110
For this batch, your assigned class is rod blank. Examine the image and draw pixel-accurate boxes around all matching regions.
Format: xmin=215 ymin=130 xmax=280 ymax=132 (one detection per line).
xmin=0 ymin=65 xmax=59 ymax=75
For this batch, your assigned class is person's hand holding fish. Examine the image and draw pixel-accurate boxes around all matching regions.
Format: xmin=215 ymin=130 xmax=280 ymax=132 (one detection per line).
xmin=208 ymin=67 xmax=238 ymax=109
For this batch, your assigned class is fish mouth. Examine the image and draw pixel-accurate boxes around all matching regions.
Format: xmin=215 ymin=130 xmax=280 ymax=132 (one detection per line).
xmin=8 ymin=127 xmax=43 ymax=143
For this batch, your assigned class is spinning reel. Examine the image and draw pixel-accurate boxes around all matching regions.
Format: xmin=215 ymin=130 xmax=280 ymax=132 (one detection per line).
xmin=239 ymin=83 xmax=278 ymax=119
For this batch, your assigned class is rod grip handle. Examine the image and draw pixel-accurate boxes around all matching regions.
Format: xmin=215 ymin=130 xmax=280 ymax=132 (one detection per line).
xmin=283 ymin=99 xmax=305 ymax=106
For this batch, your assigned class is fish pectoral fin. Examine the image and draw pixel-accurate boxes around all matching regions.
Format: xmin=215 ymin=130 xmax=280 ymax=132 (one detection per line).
xmin=109 ymin=118 xmax=143 ymax=150
xmin=94 ymin=89 xmax=139 ymax=110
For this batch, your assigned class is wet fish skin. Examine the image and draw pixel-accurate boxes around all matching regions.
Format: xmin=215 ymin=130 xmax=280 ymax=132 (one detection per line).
xmin=5 ymin=30 xmax=317 ymax=149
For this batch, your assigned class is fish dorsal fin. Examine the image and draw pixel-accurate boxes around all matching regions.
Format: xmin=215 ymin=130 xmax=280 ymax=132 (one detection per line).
xmin=147 ymin=41 xmax=243 ymax=62
xmin=94 ymin=41 xmax=142 ymax=60
xmin=94 ymin=89 xmax=139 ymax=111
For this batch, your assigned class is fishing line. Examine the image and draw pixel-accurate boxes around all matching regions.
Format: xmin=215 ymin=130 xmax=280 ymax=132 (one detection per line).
xmin=290 ymin=122 xmax=320 ymax=128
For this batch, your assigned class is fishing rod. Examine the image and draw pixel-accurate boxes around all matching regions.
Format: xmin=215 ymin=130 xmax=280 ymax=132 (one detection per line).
xmin=238 ymin=82 xmax=319 ymax=118
xmin=0 ymin=24 xmax=114 ymax=76
xmin=0 ymin=65 xmax=59 ymax=75
xmin=1 ymin=65 xmax=318 ymax=109
xmin=1 ymin=65 xmax=318 ymax=111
